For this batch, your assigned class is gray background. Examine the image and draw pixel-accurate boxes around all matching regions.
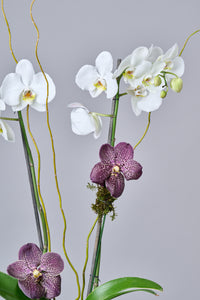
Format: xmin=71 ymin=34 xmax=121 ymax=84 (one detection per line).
xmin=0 ymin=0 xmax=200 ymax=299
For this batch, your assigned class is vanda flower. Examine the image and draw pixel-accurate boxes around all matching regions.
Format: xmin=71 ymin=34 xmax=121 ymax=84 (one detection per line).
xmin=1 ymin=59 xmax=56 ymax=112
xmin=75 ymin=51 xmax=118 ymax=98
xmin=68 ymin=102 xmax=102 ymax=139
xmin=7 ymin=243 xmax=64 ymax=299
xmin=90 ymin=142 xmax=142 ymax=198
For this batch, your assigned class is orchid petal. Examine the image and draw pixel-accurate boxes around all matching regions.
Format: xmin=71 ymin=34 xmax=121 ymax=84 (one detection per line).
xmin=18 ymin=243 xmax=42 ymax=270
xmin=147 ymin=46 xmax=163 ymax=63
xmin=70 ymin=107 xmax=95 ymax=135
xmin=40 ymin=252 xmax=64 ymax=276
xmin=95 ymin=51 xmax=113 ymax=76
xmin=104 ymin=73 xmax=118 ymax=98
xmin=90 ymin=162 xmax=112 ymax=185
xmin=7 ymin=260 xmax=31 ymax=280
xmin=90 ymin=113 xmax=102 ymax=139
xmin=113 ymin=55 xmax=132 ymax=78
xmin=1 ymin=73 xmax=24 ymax=106
xmin=163 ymin=43 xmax=178 ymax=60
xmin=130 ymin=47 xmax=149 ymax=66
xmin=99 ymin=143 xmax=115 ymax=164
xmin=31 ymin=72 xmax=56 ymax=104
xmin=105 ymin=173 xmax=124 ymax=198
xmin=114 ymin=142 xmax=133 ymax=165
xmin=0 ymin=100 xmax=6 ymax=111
xmin=18 ymin=274 xmax=45 ymax=299
xmin=130 ymin=96 xmax=142 ymax=116
xmin=170 ymin=56 xmax=185 ymax=77
xmin=121 ymin=160 xmax=143 ymax=180
xmin=89 ymin=86 xmax=104 ymax=98
xmin=0 ymin=120 xmax=15 ymax=142
xmin=30 ymin=102 xmax=47 ymax=112
xmin=134 ymin=61 xmax=152 ymax=78
xmin=12 ymin=101 xmax=28 ymax=112
xmin=42 ymin=274 xmax=61 ymax=299
xmin=75 ymin=65 xmax=99 ymax=90
xmin=137 ymin=91 xmax=163 ymax=112
xmin=16 ymin=59 xmax=34 ymax=86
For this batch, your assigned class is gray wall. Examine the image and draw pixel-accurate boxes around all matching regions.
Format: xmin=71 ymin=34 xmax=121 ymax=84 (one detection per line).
xmin=0 ymin=0 xmax=200 ymax=299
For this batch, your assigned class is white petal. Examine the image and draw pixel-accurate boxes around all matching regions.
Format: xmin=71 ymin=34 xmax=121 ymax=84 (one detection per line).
xmin=1 ymin=73 xmax=24 ymax=106
xmin=170 ymin=56 xmax=185 ymax=77
xmin=95 ymin=51 xmax=113 ymax=77
xmin=147 ymin=46 xmax=163 ymax=63
xmin=30 ymin=102 xmax=46 ymax=112
xmin=0 ymin=120 xmax=15 ymax=142
xmin=130 ymin=96 xmax=142 ymax=116
xmin=137 ymin=91 xmax=163 ymax=112
xmin=89 ymin=87 xmax=104 ymax=98
xmin=30 ymin=72 xmax=56 ymax=105
xmin=68 ymin=102 xmax=87 ymax=109
xmin=134 ymin=61 xmax=152 ymax=78
xmin=75 ymin=65 xmax=99 ymax=90
xmin=163 ymin=44 xmax=178 ymax=60
xmin=151 ymin=60 xmax=165 ymax=76
xmin=0 ymin=100 xmax=6 ymax=111
xmin=104 ymin=73 xmax=118 ymax=98
xmin=130 ymin=47 xmax=149 ymax=66
xmin=113 ymin=55 xmax=132 ymax=78
xmin=90 ymin=113 xmax=102 ymax=139
xmin=70 ymin=107 xmax=95 ymax=135
xmin=16 ymin=59 xmax=35 ymax=86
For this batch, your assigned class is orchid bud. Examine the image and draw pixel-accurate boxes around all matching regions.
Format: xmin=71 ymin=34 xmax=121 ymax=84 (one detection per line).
xmin=170 ymin=78 xmax=183 ymax=93
xmin=154 ymin=76 xmax=161 ymax=87
xmin=160 ymin=90 xmax=167 ymax=98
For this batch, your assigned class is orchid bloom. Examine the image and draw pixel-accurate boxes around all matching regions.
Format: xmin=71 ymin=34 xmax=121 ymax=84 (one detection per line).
xmin=68 ymin=103 xmax=102 ymax=139
xmin=75 ymin=51 xmax=118 ymax=99
xmin=90 ymin=142 xmax=142 ymax=198
xmin=0 ymin=115 xmax=15 ymax=142
xmin=1 ymin=59 xmax=56 ymax=112
xmin=7 ymin=243 xmax=64 ymax=299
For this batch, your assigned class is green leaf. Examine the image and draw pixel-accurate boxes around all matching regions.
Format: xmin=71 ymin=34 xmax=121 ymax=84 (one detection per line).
xmin=0 ymin=272 xmax=47 ymax=300
xmin=86 ymin=277 xmax=163 ymax=300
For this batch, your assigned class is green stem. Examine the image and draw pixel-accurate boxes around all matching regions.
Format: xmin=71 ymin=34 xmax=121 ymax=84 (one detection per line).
xmin=0 ymin=117 xmax=19 ymax=121
xmin=90 ymin=112 xmax=114 ymax=118
xmin=17 ymin=111 xmax=48 ymax=252
xmin=87 ymin=59 xmax=122 ymax=296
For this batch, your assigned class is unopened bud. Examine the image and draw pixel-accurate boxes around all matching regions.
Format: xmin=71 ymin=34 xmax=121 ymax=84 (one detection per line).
xmin=154 ymin=76 xmax=162 ymax=87
xmin=160 ymin=90 xmax=167 ymax=98
xmin=170 ymin=78 xmax=183 ymax=93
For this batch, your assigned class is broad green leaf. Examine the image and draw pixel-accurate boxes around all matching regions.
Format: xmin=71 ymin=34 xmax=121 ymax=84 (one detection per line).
xmin=0 ymin=272 xmax=46 ymax=300
xmin=86 ymin=277 xmax=163 ymax=300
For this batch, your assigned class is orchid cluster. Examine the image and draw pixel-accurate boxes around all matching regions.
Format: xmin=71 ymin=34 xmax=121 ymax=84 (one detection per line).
xmin=0 ymin=2 xmax=194 ymax=300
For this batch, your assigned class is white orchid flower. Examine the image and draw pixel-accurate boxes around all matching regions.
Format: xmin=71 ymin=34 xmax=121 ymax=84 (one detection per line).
xmin=68 ymin=103 xmax=102 ymax=139
xmin=114 ymin=47 xmax=153 ymax=85
xmin=1 ymin=59 xmax=56 ymax=112
xmin=128 ymin=82 xmax=163 ymax=116
xmin=75 ymin=51 xmax=118 ymax=99
xmin=0 ymin=112 xmax=15 ymax=142
xmin=159 ymin=44 xmax=185 ymax=78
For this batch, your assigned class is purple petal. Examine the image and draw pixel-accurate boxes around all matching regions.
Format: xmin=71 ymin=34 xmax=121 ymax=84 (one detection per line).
xmin=18 ymin=274 xmax=45 ymax=299
xmin=121 ymin=160 xmax=143 ymax=180
xmin=105 ymin=173 xmax=125 ymax=198
xmin=114 ymin=142 xmax=133 ymax=166
xmin=99 ymin=144 xmax=115 ymax=164
xmin=42 ymin=274 xmax=61 ymax=299
xmin=7 ymin=260 xmax=31 ymax=280
xmin=90 ymin=162 xmax=112 ymax=185
xmin=40 ymin=252 xmax=64 ymax=276
xmin=18 ymin=243 xmax=42 ymax=270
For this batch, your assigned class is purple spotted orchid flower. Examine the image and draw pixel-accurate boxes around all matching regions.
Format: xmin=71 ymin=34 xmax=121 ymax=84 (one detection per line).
xmin=90 ymin=142 xmax=142 ymax=198
xmin=7 ymin=243 xmax=64 ymax=299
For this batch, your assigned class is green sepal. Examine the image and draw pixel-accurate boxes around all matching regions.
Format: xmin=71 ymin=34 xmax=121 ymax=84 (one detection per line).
xmin=86 ymin=277 xmax=163 ymax=300
xmin=0 ymin=271 xmax=46 ymax=300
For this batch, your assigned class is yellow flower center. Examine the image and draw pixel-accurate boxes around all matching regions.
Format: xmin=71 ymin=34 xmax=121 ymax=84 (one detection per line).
xmin=94 ymin=80 xmax=106 ymax=91
xmin=22 ymin=89 xmax=36 ymax=102
xmin=112 ymin=165 xmax=120 ymax=174
xmin=32 ymin=269 xmax=42 ymax=279
xmin=164 ymin=61 xmax=172 ymax=70
xmin=142 ymin=76 xmax=152 ymax=87
xmin=124 ymin=70 xmax=134 ymax=80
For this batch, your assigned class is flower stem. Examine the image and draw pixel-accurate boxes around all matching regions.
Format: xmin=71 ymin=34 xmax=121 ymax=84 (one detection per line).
xmin=179 ymin=29 xmax=200 ymax=56
xmin=0 ymin=117 xmax=19 ymax=121
xmin=134 ymin=112 xmax=151 ymax=150
xmin=87 ymin=59 xmax=122 ymax=295
xmin=18 ymin=111 xmax=48 ymax=252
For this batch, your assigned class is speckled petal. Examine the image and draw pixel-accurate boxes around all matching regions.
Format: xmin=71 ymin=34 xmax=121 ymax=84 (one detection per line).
xmin=121 ymin=160 xmax=143 ymax=180
xmin=90 ymin=162 xmax=112 ymax=185
xmin=18 ymin=274 xmax=45 ymax=299
xmin=114 ymin=143 xmax=133 ymax=166
xmin=42 ymin=274 xmax=61 ymax=299
xmin=99 ymin=144 xmax=115 ymax=164
xmin=40 ymin=252 xmax=64 ymax=276
xmin=7 ymin=260 xmax=31 ymax=280
xmin=19 ymin=243 xmax=42 ymax=270
xmin=105 ymin=173 xmax=124 ymax=198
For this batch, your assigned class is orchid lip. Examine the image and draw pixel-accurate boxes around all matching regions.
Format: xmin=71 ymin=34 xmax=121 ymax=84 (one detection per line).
xmin=32 ymin=269 xmax=42 ymax=279
xmin=22 ymin=89 xmax=36 ymax=103
xmin=93 ymin=79 xmax=106 ymax=91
